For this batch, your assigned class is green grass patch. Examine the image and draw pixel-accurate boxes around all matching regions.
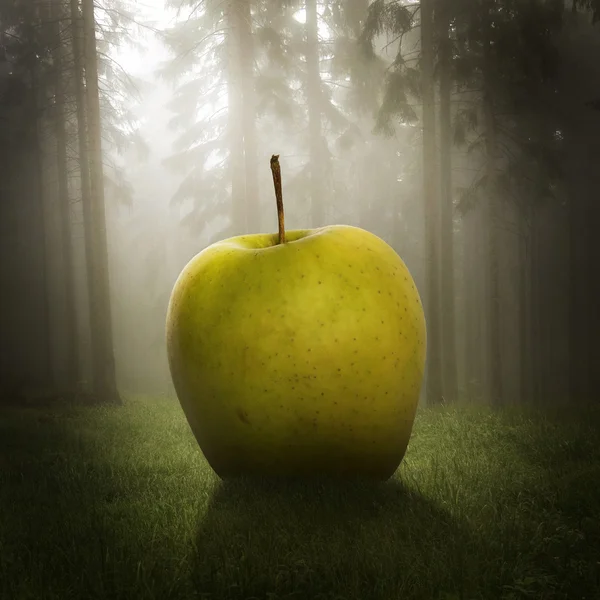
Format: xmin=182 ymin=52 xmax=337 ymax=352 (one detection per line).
xmin=1 ymin=395 xmax=599 ymax=599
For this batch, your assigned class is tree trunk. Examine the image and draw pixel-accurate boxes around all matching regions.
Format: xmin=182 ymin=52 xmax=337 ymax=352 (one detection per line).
xmin=437 ymin=6 xmax=458 ymax=403
xmin=588 ymin=168 xmax=600 ymax=400
xmin=462 ymin=203 xmax=487 ymax=402
xmin=518 ymin=209 xmax=532 ymax=404
xmin=482 ymin=7 xmax=503 ymax=406
xmin=567 ymin=140 xmax=591 ymax=404
xmin=530 ymin=205 xmax=545 ymax=405
xmin=306 ymin=0 xmax=325 ymax=227
xmin=29 ymin=62 xmax=54 ymax=388
xmin=52 ymin=0 xmax=79 ymax=390
xmin=348 ymin=0 xmax=371 ymax=234
xmin=82 ymin=0 xmax=121 ymax=404
xmin=71 ymin=0 xmax=96 ymax=394
xmin=227 ymin=0 xmax=246 ymax=235
xmin=238 ymin=0 xmax=260 ymax=233
xmin=461 ymin=210 xmax=475 ymax=401
xmin=421 ymin=0 xmax=443 ymax=405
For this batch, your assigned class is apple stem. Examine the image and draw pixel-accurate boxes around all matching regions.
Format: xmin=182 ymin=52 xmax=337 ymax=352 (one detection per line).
xmin=270 ymin=154 xmax=285 ymax=245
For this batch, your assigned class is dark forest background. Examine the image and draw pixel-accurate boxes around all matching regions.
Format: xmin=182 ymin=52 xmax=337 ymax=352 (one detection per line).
xmin=1 ymin=0 xmax=599 ymax=409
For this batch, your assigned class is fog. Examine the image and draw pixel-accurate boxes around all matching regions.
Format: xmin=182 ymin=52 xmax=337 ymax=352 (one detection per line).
xmin=1 ymin=0 xmax=599 ymax=409
xmin=108 ymin=1 xmax=429 ymax=397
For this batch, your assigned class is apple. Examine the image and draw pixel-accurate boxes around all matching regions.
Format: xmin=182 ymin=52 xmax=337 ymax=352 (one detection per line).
xmin=166 ymin=156 xmax=426 ymax=480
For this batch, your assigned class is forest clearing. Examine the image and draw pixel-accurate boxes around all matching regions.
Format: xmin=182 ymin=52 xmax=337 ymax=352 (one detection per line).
xmin=1 ymin=395 xmax=599 ymax=600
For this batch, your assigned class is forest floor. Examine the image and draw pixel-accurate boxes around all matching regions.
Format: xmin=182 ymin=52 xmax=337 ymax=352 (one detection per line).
xmin=0 ymin=395 xmax=599 ymax=600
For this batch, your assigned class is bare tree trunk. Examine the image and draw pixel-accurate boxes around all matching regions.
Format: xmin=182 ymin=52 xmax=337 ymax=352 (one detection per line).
xmin=421 ymin=0 xmax=443 ymax=405
xmin=227 ymin=0 xmax=246 ymax=235
xmin=82 ymin=0 xmax=121 ymax=405
xmin=518 ymin=210 xmax=532 ymax=404
xmin=238 ymin=0 xmax=260 ymax=233
xmin=52 ymin=0 xmax=79 ymax=390
xmin=588 ymin=168 xmax=600 ymax=399
xmin=29 ymin=62 xmax=54 ymax=387
xmin=349 ymin=0 xmax=372 ymax=234
xmin=462 ymin=211 xmax=475 ymax=401
xmin=71 ymin=0 xmax=96 ymax=394
xmin=482 ymin=6 xmax=503 ymax=406
xmin=438 ymin=6 xmax=458 ymax=403
xmin=306 ymin=0 xmax=325 ymax=227
xmin=462 ymin=205 xmax=487 ymax=402
xmin=567 ymin=135 xmax=591 ymax=404
xmin=530 ymin=207 xmax=546 ymax=405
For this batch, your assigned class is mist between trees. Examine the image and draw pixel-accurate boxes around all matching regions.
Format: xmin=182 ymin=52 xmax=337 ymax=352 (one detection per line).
xmin=0 ymin=0 xmax=599 ymax=408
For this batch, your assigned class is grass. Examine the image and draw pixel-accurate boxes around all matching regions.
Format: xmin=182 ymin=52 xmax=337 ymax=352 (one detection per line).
xmin=1 ymin=395 xmax=599 ymax=600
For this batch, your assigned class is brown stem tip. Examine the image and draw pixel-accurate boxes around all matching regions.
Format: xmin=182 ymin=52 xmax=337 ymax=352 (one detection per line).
xmin=270 ymin=154 xmax=285 ymax=245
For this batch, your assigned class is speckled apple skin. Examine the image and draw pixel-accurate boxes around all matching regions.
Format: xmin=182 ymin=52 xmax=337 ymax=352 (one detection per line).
xmin=166 ymin=225 xmax=426 ymax=480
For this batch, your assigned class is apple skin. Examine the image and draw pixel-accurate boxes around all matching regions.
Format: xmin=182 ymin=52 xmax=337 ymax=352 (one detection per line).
xmin=166 ymin=225 xmax=426 ymax=481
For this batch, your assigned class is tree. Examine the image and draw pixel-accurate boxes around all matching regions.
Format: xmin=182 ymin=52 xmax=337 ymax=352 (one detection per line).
xmin=51 ymin=0 xmax=79 ymax=390
xmin=0 ymin=0 xmax=68 ymax=392
xmin=358 ymin=0 xmax=577 ymax=407
xmin=360 ymin=0 xmax=443 ymax=404
xmin=305 ymin=0 xmax=325 ymax=227
xmin=0 ymin=0 xmax=145 ymax=399
xmin=161 ymin=0 xmax=254 ymax=239
xmin=420 ymin=0 xmax=443 ymax=404
xmin=560 ymin=1 xmax=600 ymax=403
xmin=70 ymin=0 xmax=95 ymax=394
xmin=436 ymin=0 xmax=458 ymax=403
xmin=481 ymin=1 xmax=502 ymax=406
xmin=447 ymin=0 xmax=567 ymax=405
xmin=227 ymin=0 xmax=247 ymax=234
xmin=238 ymin=0 xmax=260 ymax=233
xmin=82 ymin=0 xmax=121 ymax=405
xmin=161 ymin=0 xmax=377 ymax=238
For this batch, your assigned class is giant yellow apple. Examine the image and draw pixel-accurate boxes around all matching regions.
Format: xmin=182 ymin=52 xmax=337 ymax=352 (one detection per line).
xmin=166 ymin=157 xmax=426 ymax=480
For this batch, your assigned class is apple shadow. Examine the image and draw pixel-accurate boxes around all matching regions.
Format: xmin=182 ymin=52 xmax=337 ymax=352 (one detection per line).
xmin=190 ymin=475 xmax=492 ymax=599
